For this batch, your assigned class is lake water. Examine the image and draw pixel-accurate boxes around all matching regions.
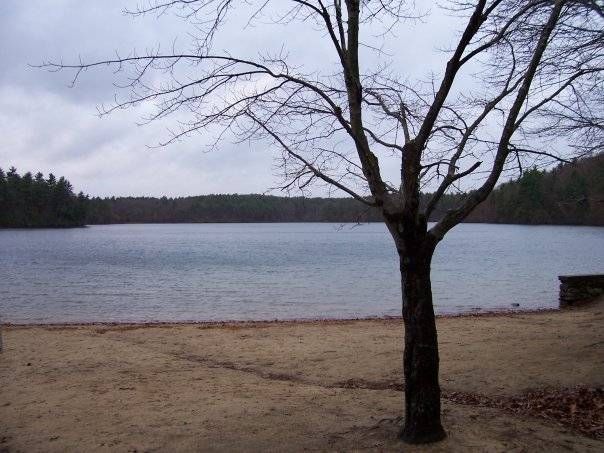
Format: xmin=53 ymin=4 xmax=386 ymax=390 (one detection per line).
xmin=0 ymin=223 xmax=602 ymax=324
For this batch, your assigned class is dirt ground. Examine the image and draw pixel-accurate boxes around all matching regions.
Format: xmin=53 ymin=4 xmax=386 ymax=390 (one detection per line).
xmin=1 ymin=302 xmax=603 ymax=452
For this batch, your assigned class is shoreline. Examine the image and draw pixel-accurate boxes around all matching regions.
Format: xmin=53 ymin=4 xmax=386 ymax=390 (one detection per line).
xmin=2 ymin=306 xmax=561 ymax=328
xmin=2 ymin=301 xmax=602 ymax=451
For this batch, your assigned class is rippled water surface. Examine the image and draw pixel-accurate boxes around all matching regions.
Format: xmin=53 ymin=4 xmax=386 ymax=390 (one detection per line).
xmin=1 ymin=223 xmax=602 ymax=323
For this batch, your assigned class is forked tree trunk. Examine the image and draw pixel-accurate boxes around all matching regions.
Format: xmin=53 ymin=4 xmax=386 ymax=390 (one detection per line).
xmin=399 ymin=248 xmax=446 ymax=444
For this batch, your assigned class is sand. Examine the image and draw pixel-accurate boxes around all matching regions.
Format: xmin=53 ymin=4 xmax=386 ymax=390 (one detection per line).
xmin=1 ymin=302 xmax=603 ymax=452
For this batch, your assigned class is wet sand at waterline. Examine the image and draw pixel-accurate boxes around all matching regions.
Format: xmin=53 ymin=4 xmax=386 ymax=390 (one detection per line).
xmin=1 ymin=302 xmax=603 ymax=452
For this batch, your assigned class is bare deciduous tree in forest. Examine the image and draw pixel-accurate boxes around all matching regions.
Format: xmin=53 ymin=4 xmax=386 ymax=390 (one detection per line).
xmin=43 ymin=0 xmax=603 ymax=444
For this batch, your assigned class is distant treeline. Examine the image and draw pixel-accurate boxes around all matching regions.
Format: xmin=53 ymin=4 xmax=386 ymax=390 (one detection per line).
xmin=0 ymin=167 xmax=88 ymax=228
xmin=87 ymin=154 xmax=603 ymax=226
xmin=86 ymin=192 xmax=468 ymax=224
xmin=2 ymin=153 xmax=602 ymax=228
xmin=468 ymin=153 xmax=604 ymax=225
xmin=87 ymin=194 xmax=383 ymax=224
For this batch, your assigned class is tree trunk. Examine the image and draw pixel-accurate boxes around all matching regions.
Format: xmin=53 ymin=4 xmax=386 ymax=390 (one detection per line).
xmin=399 ymin=250 xmax=446 ymax=444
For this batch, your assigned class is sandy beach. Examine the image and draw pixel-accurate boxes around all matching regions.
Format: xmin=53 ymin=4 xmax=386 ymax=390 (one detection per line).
xmin=1 ymin=302 xmax=603 ymax=452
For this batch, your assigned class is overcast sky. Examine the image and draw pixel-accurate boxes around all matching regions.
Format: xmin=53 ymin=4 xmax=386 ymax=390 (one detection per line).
xmin=1 ymin=1 xmax=460 ymax=198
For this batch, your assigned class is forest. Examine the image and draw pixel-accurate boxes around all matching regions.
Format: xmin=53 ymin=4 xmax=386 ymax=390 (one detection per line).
xmin=468 ymin=153 xmax=604 ymax=225
xmin=2 ymin=153 xmax=602 ymax=228
xmin=87 ymin=153 xmax=604 ymax=226
xmin=0 ymin=167 xmax=88 ymax=227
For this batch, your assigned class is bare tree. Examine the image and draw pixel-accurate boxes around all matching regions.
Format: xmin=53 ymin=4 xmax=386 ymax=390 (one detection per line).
xmin=42 ymin=0 xmax=603 ymax=444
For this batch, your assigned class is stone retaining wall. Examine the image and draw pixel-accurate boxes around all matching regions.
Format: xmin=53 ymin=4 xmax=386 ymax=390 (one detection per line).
xmin=559 ymin=274 xmax=604 ymax=306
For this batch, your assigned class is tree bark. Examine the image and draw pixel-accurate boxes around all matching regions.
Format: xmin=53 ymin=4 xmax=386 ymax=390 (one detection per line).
xmin=399 ymin=246 xmax=446 ymax=444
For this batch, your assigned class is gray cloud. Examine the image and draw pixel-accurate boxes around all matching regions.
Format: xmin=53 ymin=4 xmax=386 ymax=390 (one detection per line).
xmin=1 ymin=1 xmax=463 ymax=197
